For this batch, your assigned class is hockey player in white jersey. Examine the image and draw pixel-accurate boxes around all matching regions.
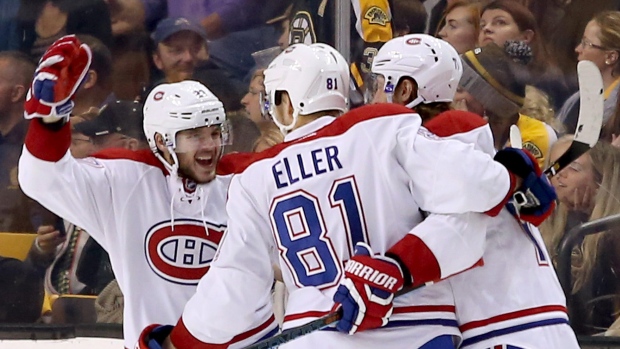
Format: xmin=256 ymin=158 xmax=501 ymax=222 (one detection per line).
xmin=136 ymin=42 xmax=556 ymax=349
xmin=17 ymin=35 xmax=235 ymax=348
xmin=371 ymin=33 xmax=579 ymax=348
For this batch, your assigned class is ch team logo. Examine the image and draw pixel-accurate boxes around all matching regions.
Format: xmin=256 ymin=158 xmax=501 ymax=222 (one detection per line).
xmin=289 ymin=11 xmax=316 ymax=45
xmin=145 ymin=219 xmax=225 ymax=285
xmin=153 ymin=91 xmax=164 ymax=101
xmin=406 ymin=37 xmax=421 ymax=45
xmin=364 ymin=6 xmax=389 ymax=26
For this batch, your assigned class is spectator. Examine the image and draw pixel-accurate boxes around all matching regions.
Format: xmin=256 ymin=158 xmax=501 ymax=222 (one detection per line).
xmin=107 ymin=0 xmax=146 ymax=37
xmin=252 ymin=121 xmax=283 ymax=152
xmin=456 ymin=42 xmax=557 ymax=167
xmin=392 ymin=0 xmax=428 ymax=36
xmin=436 ymin=0 xmax=481 ymax=54
xmin=240 ymin=69 xmax=267 ymax=124
xmin=0 ymin=255 xmax=45 ymax=323
xmin=73 ymin=35 xmax=116 ymax=116
xmin=17 ymin=0 xmax=112 ymax=61
xmin=478 ymin=0 xmax=570 ymax=110
xmin=557 ymin=11 xmax=620 ymax=135
xmin=0 ymin=51 xmax=59 ymax=233
xmin=223 ymin=110 xmax=260 ymax=154
xmin=541 ymin=138 xmax=620 ymax=335
xmin=148 ymin=17 xmax=244 ymax=110
xmin=266 ymin=3 xmax=293 ymax=51
xmin=0 ymin=0 xmax=20 ymax=51
xmin=142 ymin=0 xmax=268 ymax=38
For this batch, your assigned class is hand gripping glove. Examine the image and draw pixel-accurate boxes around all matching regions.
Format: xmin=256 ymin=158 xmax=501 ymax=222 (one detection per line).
xmin=333 ymin=242 xmax=404 ymax=334
xmin=24 ymin=35 xmax=92 ymax=121
xmin=135 ymin=324 xmax=173 ymax=349
xmin=494 ymin=147 xmax=557 ymax=226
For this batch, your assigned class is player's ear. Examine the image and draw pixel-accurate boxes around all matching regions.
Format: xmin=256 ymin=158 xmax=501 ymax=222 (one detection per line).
xmin=154 ymin=133 xmax=167 ymax=152
xmin=396 ymin=78 xmax=417 ymax=105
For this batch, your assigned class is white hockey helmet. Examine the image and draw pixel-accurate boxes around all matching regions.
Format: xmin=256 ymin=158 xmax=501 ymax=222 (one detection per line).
xmin=371 ymin=34 xmax=462 ymax=108
xmin=143 ymin=80 xmax=229 ymax=172
xmin=263 ymin=43 xmax=349 ymax=135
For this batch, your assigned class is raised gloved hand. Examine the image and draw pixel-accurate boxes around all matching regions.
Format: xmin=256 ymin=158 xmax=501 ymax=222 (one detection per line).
xmin=494 ymin=147 xmax=557 ymax=226
xmin=24 ymin=35 xmax=91 ymax=121
xmin=333 ymin=242 xmax=404 ymax=334
xmin=135 ymin=324 xmax=173 ymax=349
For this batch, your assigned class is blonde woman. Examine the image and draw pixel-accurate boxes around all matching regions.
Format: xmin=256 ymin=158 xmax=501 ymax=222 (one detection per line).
xmin=521 ymin=85 xmax=564 ymax=134
xmin=541 ymin=138 xmax=620 ymax=334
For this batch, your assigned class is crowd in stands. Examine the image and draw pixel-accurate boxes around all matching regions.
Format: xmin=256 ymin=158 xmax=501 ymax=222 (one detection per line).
xmin=2 ymin=0 xmax=620 ymax=340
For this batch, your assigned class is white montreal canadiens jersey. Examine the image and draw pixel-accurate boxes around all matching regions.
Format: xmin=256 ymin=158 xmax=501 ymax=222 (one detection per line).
xmin=173 ymin=104 xmax=512 ymax=348
xmin=18 ymin=121 xmax=231 ymax=348
xmin=435 ymin=123 xmax=579 ymax=348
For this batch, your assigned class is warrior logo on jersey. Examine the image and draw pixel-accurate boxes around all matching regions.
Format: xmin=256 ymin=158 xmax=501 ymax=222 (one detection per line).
xmin=145 ymin=219 xmax=225 ymax=285
xmin=364 ymin=6 xmax=389 ymax=26
xmin=289 ymin=11 xmax=316 ymax=45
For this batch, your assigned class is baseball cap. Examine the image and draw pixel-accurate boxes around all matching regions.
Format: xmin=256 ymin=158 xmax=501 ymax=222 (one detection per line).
xmin=74 ymin=100 xmax=144 ymax=140
xmin=152 ymin=17 xmax=208 ymax=45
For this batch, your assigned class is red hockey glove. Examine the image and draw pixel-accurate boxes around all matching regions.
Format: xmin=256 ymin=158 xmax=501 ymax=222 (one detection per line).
xmin=332 ymin=242 xmax=404 ymax=334
xmin=494 ymin=147 xmax=557 ymax=226
xmin=24 ymin=35 xmax=91 ymax=121
xmin=135 ymin=324 xmax=173 ymax=349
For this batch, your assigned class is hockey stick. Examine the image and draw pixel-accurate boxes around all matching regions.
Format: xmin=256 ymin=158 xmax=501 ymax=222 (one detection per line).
xmin=243 ymin=284 xmax=423 ymax=349
xmin=544 ymin=60 xmax=603 ymax=177
xmin=244 ymin=61 xmax=604 ymax=349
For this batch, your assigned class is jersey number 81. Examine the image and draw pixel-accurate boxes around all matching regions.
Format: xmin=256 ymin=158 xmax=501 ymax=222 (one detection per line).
xmin=270 ymin=176 xmax=368 ymax=289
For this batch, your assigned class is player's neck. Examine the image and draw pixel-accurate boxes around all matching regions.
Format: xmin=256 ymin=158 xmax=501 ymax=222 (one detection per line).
xmin=294 ymin=110 xmax=340 ymax=130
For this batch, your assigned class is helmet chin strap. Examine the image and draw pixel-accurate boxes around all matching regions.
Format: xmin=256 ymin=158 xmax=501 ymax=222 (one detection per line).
xmin=154 ymin=145 xmax=180 ymax=177
xmin=406 ymin=96 xmax=424 ymax=109
xmin=272 ymin=108 xmax=299 ymax=136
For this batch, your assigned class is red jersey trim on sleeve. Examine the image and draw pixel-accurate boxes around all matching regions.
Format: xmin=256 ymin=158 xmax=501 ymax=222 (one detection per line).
xmin=387 ymin=234 xmax=441 ymax=286
xmin=24 ymin=119 xmax=71 ymax=162
xmin=170 ymin=314 xmax=276 ymax=349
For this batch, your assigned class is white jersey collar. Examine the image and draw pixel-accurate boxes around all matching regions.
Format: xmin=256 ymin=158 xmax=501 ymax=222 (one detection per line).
xmin=284 ymin=116 xmax=336 ymax=142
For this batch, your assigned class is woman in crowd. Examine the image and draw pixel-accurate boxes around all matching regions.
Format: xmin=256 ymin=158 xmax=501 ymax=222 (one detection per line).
xmin=436 ymin=0 xmax=481 ymax=54
xmin=541 ymin=138 xmax=620 ymax=335
xmin=557 ymin=11 xmax=620 ymax=134
xmin=478 ymin=0 xmax=569 ymax=110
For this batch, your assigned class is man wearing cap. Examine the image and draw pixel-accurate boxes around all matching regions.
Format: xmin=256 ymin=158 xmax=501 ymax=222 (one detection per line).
xmin=74 ymin=100 xmax=149 ymax=151
xmin=148 ymin=17 xmax=244 ymax=111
